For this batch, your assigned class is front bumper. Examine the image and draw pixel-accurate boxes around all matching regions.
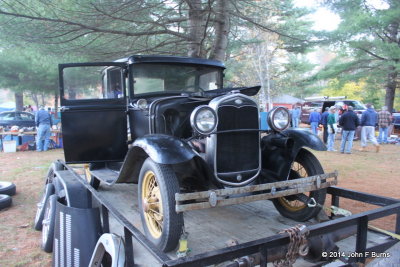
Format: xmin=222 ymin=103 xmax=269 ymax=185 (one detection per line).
xmin=175 ymin=171 xmax=338 ymax=213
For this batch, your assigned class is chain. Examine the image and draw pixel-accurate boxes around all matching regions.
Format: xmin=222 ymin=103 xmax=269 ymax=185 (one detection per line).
xmin=272 ymin=224 xmax=309 ymax=267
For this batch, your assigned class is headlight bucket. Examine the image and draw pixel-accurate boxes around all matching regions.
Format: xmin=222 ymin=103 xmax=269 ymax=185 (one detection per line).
xmin=190 ymin=105 xmax=218 ymax=135
xmin=267 ymin=106 xmax=290 ymax=132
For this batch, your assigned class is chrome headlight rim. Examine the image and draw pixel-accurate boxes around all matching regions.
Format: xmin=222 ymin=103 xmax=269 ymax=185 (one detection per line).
xmin=267 ymin=106 xmax=290 ymax=132
xmin=190 ymin=105 xmax=218 ymax=135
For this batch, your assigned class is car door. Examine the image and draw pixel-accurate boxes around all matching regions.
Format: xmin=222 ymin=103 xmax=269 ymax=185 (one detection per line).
xmin=59 ymin=62 xmax=128 ymax=163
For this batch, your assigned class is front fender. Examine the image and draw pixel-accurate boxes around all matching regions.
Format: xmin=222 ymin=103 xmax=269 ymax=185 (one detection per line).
xmin=116 ymin=135 xmax=197 ymax=183
xmin=261 ymin=128 xmax=326 ymax=180
xmin=132 ymin=134 xmax=197 ymax=164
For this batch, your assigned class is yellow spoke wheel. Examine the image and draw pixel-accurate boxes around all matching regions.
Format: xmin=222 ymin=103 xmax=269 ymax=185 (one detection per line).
xmin=277 ymin=162 xmax=308 ymax=212
xmin=142 ymin=170 xmax=163 ymax=239
xmin=273 ymin=149 xmax=327 ymax=222
xmin=138 ymin=158 xmax=183 ymax=252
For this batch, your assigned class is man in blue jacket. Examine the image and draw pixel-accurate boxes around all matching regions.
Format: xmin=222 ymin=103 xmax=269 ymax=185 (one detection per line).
xmin=291 ymin=106 xmax=301 ymax=128
xmin=360 ymin=103 xmax=379 ymax=152
xmin=309 ymin=108 xmax=321 ymax=135
xmin=35 ymin=106 xmax=53 ymax=152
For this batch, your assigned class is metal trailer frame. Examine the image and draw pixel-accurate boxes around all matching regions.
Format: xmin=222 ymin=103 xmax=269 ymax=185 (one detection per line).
xmin=57 ymin=160 xmax=400 ymax=267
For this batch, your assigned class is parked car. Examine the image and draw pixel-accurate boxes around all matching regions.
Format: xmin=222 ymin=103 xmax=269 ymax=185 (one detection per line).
xmin=300 ymin=97 xmax=366 ymax=124
xmin=0 ymin=111 xmax=35 ymax=129
xmin=393 ymin=112 xmax=400 ymax=130
xmin=56 ymin=55 xmax=335 ymax=252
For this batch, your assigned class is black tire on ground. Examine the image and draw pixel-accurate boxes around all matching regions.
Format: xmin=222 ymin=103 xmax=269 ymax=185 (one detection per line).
xmin=0 ymin=181 xmax=16 ymax=196
xmin=272 ymin=149 xmax=327 ymax=222
xmin=0 ymin=194 xmax=12 ymax=210
xmin=41 ymin=194 xmax=57 ymax=253
xmin=34 ymin=183 xmax=55 ymax=231
xmin=138 ymin=158 xmax=183 ymax=252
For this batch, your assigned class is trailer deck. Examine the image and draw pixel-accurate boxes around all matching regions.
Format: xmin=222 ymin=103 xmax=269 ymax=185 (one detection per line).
xmin=42 ymin=162 xmax=400 ymax=267
xmin=89 ymin=180 xmax=399 ymax=267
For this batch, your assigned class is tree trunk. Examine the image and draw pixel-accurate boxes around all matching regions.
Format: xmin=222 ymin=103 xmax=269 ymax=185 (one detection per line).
xmin=385 ymin=66 xmax=397 ymax=112
xmin=15 ymin=92 xmax=24 ymax=111
xmin=30 ymin=93 xmax=39 ymax=110
xmin=187 ymin=0 xmax=206 ymax=58
xmin=209 ymin=0 xmax=230 ymax=61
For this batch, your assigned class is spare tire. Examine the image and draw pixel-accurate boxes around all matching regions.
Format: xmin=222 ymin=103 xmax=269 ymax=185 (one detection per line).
xmin=0 ymin=181 xmax=16 ymax=196
xmin=0 ymin=194 xmax=12 ymax=210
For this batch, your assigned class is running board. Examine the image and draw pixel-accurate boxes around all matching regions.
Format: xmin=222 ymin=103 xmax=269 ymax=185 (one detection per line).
xmin=175 ymin=171 xmax=338 ymax=213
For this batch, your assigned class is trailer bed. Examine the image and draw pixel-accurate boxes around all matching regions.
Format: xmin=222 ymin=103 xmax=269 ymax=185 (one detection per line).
xmin=95 ymin=183 xmax=394 ymax=266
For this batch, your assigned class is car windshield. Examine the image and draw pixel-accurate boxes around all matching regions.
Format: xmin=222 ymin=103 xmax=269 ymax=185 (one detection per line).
xmin=132 ymin=63 xmax=223 ymax=95
xmin=346 ymin=101 xmax=366 ymax=110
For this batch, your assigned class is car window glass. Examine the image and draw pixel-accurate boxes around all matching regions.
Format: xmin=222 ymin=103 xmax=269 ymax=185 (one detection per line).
xmin=0 ymin=113 xmax=14 ymax=120
xmin=63 ymin=66 xmax=124 ymax=100
xmin=132 ymin=63 xmax=222 ymax=95
xmin=20 ymin=113 xmax=34 ymax=120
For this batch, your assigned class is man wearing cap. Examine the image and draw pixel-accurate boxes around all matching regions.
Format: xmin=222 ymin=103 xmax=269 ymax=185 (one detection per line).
xmin=35 ymin=106 xmax=53 ymax=152
xmin=339 ymin=106 xmax=359 ymax=154
xmin=327 ymin=106 xmax=337 ymax=151
xmin=360 ymin=103 xmax=379 ymax=152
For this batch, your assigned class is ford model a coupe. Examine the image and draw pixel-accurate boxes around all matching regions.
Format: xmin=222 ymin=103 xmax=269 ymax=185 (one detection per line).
xmin=59 ymin=55 xmax=337 ymax=252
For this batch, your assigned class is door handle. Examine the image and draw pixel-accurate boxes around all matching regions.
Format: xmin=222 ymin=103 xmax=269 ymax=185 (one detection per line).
xmin=59 ymin=106 xmax=70 ymax=111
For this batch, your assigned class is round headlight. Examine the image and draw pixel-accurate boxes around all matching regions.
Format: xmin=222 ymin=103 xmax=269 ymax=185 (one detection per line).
xmin=190 ymin=105 xmax=218 ymax=135
xmin=136 ymin=99 xmax=148 ymax=109
xmin=268 ymin=107 xmax=290 ymax=131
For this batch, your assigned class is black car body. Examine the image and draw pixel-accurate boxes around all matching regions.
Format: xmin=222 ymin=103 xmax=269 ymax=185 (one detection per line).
xmin=0 ymin=111 xmax=35 ymax=129
xmin=58 ymin=55 xmax=334 ymax=252
xmin=393 ymin=112 xmax=400 ymax=129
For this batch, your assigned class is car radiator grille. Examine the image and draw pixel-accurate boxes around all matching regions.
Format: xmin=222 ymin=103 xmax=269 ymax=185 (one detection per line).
xmin=216 ymin=105 xmax=259 ymax=174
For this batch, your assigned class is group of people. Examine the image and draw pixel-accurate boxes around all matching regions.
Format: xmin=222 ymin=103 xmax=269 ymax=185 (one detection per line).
xmin=303 ymin=104 xmax=392 ymax=154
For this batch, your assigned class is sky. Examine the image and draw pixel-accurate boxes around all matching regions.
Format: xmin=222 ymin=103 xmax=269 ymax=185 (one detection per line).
xmin=294 ymin=0 xmax=390 ymax=31
xmin=293 ymin=0 xmax=341 ymax=31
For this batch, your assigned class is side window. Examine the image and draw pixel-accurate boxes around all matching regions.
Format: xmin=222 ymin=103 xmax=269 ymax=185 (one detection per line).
xmin=0 ymin=113 xmax=14 ymax=120
xmin=20 ymin=113 xmax=34 ymax=121
xmin=63 ymin=66 xmax=124 ymax=100
xmin=106 ymin=68 xmax=124 ymax=99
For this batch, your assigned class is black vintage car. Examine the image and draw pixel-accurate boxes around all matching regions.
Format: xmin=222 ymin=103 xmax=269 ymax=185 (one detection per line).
xmin=58 ymin=55 xmax=334 ymax=252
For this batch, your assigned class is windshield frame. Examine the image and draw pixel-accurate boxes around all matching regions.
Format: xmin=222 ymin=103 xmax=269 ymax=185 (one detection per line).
xmin=129 ymin=63 xmax=224 ymax=97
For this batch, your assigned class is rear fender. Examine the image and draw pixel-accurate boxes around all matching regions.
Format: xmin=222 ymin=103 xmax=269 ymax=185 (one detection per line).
xmin=116 ymin=134 xmax=197 ymax=183
xmin=261 ymin=129 xmax=326 ymax=180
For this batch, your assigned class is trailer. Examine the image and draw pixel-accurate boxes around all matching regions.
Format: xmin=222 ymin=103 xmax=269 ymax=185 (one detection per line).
xmin=34 ymin=55 xmax=400 ymax=266
xmin=33 ymin=160 xmax=400 ymax=267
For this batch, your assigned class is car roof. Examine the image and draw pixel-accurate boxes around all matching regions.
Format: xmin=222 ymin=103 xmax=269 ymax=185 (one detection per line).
xmin=0 ymin=111 xmax=34 ymax=115
xmin=114 ymin=55 xmax=225 ymax=69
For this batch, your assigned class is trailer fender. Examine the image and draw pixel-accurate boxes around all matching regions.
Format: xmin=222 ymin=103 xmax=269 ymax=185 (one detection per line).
xmin=261 ymin=128 xmax=326 ymax=180
xmin=88 ymin=233 xmax=125 ymax=267
xmin=117 ymin=134 xmax=197 ymax=183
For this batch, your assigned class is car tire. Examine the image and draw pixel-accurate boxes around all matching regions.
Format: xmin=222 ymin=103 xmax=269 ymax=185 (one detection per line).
xmin=0 ymin=181 xmax=16 ymax=196
xmin=138 ymin=158 xmax=183 ymax=253
xmin=0 ymin=194 xmax=12 ymax=210
xmin=272 ymin=149 xmax=327 ymax=222
xmin=34 ymin=183 xmax=55 ymax=231
xmin=42 ymin=194 xmax=57 ymax=253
